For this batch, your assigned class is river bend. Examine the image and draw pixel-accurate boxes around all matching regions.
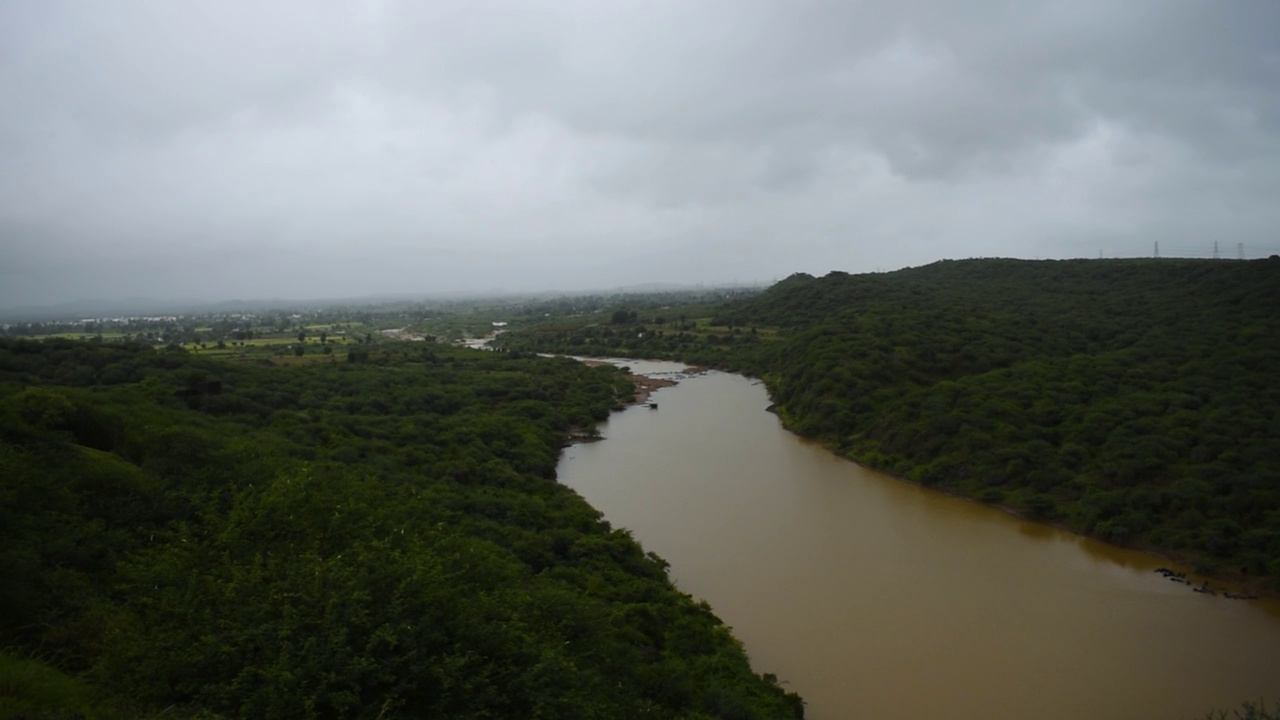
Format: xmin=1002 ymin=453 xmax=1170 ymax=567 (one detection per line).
xmin=556 ymin=361 xmax=1280 ymax=720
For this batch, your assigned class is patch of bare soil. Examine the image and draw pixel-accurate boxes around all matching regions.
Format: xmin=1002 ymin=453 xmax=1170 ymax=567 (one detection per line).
xmin=629 ymin=374 xmax=678 ymax=405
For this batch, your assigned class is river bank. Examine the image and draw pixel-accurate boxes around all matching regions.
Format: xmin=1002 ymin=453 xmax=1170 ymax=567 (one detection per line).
xmin=597 ymin=353 xmax=1277 ymax=601
xmin=556 ymin=362 xmax=1280 ymax=720
xmin=763 ymin=399 xmax=1278 ymax=602
xmin=578 ymin=357 xmax=708 ymax=405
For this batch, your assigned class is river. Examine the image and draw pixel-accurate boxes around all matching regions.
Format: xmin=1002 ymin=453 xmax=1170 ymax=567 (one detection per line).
xmin=555 ymin=361 xmax=1280 ymax=720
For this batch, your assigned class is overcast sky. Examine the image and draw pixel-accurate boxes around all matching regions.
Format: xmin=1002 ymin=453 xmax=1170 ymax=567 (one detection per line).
xmin=2 ymin=1 xmax=1278 ymax=306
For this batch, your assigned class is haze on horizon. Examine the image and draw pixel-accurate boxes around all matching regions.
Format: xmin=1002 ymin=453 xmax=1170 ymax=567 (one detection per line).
xmin=3 ymin=1 xmax=1279 ymax=308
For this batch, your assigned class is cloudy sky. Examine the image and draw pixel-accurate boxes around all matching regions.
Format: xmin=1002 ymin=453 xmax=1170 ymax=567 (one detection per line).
xmin=2 ymin=1 xmax=1278 ymax=306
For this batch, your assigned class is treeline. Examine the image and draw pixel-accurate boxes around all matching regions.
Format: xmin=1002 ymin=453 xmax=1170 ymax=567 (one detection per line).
xmin=0 ymin=339 xmax=803 ymax=719
xmin=495 ymin=303 xmax=774 ymax=375
xmin=500 ymin=258 xmax=1280 ymax=589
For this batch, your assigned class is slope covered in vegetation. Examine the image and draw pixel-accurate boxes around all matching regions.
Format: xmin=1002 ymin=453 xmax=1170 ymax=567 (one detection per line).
xmin=0 ymin=339 xmax=803 ymax=719
xmin=499 ymin=258 xmax=1280 ymax=589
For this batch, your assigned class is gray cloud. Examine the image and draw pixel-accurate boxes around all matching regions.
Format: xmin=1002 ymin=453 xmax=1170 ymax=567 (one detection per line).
xmin=2 ymin=0 xmax=1278 ymax=307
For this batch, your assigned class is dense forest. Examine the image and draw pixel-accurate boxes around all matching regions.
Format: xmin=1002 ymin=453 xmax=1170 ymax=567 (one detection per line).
xmin=497 ymin=258 xmax=1280 ymax=590
xmin=0 ymin=338 xmax=803 ymax=719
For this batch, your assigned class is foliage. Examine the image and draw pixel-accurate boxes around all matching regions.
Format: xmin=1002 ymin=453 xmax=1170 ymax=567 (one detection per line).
xmin=1198 ymin=701 xmax=1280 ymax=720
xmin=0 ymin=338 xmax=802 ymax=719
xmin=500 ymin=258 xmax=1280 ymax=589
xmin=0 ymin=650 xmax=95 ymax=719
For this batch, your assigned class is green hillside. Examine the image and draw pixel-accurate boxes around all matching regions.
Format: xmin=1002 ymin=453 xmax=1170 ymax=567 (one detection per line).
xmin=0 ymin=339 xmax=803 ymax=719
xmin=500 ymin=258 xmax=1280 ymax=589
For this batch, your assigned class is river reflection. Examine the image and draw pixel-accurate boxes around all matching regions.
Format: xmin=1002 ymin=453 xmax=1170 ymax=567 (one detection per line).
xmin=556 ymin=362 xmax=1280 ymax=720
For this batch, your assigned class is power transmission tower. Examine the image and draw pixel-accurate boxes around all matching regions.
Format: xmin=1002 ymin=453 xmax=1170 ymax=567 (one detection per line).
xmin=1238 ymin=242 xmax=1244 ymax=260
xmin=1213 ymin=241 xmax=1220 ymax=260
xmin=1154 ymin=241 xmax=1160 ymax=258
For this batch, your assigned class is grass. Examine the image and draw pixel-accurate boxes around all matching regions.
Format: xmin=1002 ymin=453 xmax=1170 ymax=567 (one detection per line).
xmin=650 ymin=317 xmax=781 ymax=342
xmin=42 ymin=332 xmax=128 ymax=340
xmin=188 ymin=336 xmax=351 ymax=353
xmin=0 ymin=650 xmax=231 ymax=720
xmin=1199 ymin=701 xmax=1280 ymax=720
xmin=0 ymin=650 xmax=93 ymax=719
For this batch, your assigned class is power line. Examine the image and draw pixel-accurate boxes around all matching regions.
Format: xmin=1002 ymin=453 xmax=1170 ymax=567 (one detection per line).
xmin=1095 ymin=241 xmax=1280 ymax=260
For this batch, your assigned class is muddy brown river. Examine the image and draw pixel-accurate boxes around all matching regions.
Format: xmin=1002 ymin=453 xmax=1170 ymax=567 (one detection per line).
xmin=555 ymin=361 xmax=1280 ymax=720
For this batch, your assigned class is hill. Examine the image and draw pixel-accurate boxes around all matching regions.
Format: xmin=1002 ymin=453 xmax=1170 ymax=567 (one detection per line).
xmin=0 ymin=339 xmax=803 ymax=719
xmin=499 ymin=258 xmax=1280 ymax=589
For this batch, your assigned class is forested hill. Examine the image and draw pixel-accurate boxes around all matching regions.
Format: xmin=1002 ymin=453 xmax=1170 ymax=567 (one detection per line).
xmin=0 ymin=339 xmax=803 ymax=719
xmin=734 ymin=258 xmax=1278 ymax=333
xmin=497 ymin=257 xmax=1280 ymax=590
xmin=733 ymin=258 xmax=1280 ymax=587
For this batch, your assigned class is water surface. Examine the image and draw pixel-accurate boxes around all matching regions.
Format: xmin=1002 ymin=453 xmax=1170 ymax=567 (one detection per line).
xmin=557 ymin=363 xmax=1280 ymax=720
